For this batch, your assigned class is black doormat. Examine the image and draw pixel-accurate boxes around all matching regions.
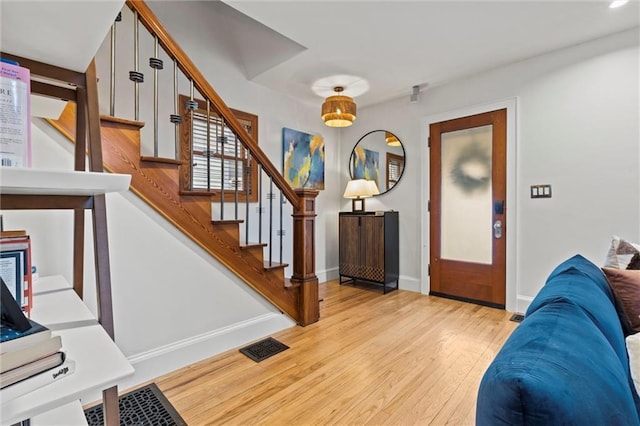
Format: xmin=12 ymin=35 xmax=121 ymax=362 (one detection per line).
xmin=84 ymin=382 xmax=187 ymax=426
xmin=510 ymin=313 xmax=525 ymax=323
xmin=239 ymin=337 xmax=289 ymax=362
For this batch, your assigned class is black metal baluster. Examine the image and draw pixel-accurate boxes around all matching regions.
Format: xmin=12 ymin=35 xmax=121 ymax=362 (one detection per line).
xmin=169 ymin=59 xmax=182 ymax=160
xmin=185 ymin=81 xmax=198 ymax=190
xmin=279 ymin=192 xmax=284 ymax=264
xmin=220 ymin=117 xmax=225 ymax=219
xmin=268 ymin=177 xmax=274 ymax=267
xmin=234 ymin=133 xmax=239 ymax=220
xmin=128 ymin=11 xmax=143 ymax=121
xmin=109 ymin=12 xmax=121 ymax=116
xmin=258 ymin=165 xmax=263 ymax=244
xmin=149 ymin=36 xmax=163 ymax=157
xmin=245 ymin=151 xmax=251 ymax=245
xmin=206 ymin=100 xmax=211 ymax=191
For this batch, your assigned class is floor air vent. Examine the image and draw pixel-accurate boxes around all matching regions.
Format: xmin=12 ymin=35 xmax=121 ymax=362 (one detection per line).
xmin=84 ymin=382 xmax=186 ymax=426
xmin=239 ymin=337 xmax=289 ymax=362
xmin=510 ymin=313 xmax=525 ymax=323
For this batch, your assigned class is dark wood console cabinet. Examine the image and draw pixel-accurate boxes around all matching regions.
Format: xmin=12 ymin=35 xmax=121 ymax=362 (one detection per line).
xmin=339 ymin=211 xmax=399 ymax=293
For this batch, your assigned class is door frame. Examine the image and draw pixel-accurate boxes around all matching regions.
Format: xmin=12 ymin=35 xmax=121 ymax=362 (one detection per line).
xmin=420 ymin=98 xmax=518 ymax=312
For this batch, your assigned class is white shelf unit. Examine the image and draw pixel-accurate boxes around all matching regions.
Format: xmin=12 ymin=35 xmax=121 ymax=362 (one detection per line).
xmin=0 ymin=167 xmax=133 ymax=425
xmin=0 ymin=276 xmax=134 ymax=425
xmin=0 ymin=47 xmax=130 ymax=425
xmin=0 ymin=168 xmax=131 ymax=196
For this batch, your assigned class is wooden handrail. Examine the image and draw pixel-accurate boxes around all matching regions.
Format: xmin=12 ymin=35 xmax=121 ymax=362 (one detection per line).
xmin=125 ymin=0 xmax=301 ymax=208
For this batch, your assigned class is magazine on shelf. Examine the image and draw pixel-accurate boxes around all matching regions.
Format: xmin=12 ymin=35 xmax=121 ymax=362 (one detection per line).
xmin=0 ymin=334 xmax=62 ymax=373
xmin=0 ymin=61 xmax=31 ymax=168
xmin=0 ymin=251 xmax=22 ymax=307
xmin=0 ymin=357 xmax=75 ymax=403
xmin=0 ymin=233 xmax=32 ymax=315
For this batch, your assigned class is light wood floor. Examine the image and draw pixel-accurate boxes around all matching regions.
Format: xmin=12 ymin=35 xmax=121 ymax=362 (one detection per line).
xmin=151 ymin=280 xmax=518 ymax=425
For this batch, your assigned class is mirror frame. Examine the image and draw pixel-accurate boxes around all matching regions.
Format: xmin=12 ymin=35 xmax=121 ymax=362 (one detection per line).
xmin=349 ymin=129 xmax=406 ymax=195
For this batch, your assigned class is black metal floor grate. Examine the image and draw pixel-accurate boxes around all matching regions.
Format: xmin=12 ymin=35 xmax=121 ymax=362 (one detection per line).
xmin=239 ymin=337 xmax=289 ymax=362
xmin=84 ymin=382 xmax=187 ymax=426
xmin=510 ymin=313 xmax=525 ymax=323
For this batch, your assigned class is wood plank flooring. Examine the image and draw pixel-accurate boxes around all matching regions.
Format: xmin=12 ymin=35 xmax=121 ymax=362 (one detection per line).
xmin=148 ymin=280 xmax=518 ymax=425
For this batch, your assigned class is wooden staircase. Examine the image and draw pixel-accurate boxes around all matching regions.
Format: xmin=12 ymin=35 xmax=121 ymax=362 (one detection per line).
xmin=47 ymin=103 xmax=310 ymax=324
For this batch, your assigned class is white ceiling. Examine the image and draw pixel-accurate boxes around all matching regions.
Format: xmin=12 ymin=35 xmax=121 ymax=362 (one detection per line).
xmin=0 ymin=1 xmax=638 ymax=112
xmin=0 ymin=0 xmax=125 ymax=73
xmin=1 ymin=1 xmax=125 ymax=117
xmin=223 ymin=0 xmax=640 ymax=108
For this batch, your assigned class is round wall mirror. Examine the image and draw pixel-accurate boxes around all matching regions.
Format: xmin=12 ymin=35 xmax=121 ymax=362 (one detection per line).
xmin=349 ymin=130 xmax=405 ymax=194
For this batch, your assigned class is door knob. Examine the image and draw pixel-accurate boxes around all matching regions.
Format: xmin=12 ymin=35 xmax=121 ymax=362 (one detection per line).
xmin=493 ymin=220 xmax=503 ymax=239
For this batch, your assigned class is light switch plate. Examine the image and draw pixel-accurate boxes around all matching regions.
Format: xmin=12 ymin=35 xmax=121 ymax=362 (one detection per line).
xmin=531 ymin=184 xmax=552 ymax=198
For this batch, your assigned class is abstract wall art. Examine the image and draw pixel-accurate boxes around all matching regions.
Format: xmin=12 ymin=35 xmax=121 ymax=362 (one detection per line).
xmin=352 ymin=146 xmax=379 ymax=187
xmin=282 ymin=127 xmax=325 ymax=190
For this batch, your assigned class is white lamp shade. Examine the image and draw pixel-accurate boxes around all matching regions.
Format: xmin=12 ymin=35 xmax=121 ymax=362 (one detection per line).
xmin=367 ymin=180 xmax=380 ymax=196
xmin=344 ymin=179 xmax=378 ymax=199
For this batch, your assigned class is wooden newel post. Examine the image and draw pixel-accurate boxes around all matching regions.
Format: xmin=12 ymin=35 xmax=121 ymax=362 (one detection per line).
xmin=291 ymin=188 xmax=320 ymax=326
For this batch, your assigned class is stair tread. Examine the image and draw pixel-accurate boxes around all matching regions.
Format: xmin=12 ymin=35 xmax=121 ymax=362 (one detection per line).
xmin=212 ymin=219 xmax=244 ymax=225
xmin=179 ymin=189 xmax=218 ymax=197
xmin=240 ymin=242 xmax=268 ymax=249
xmin=100 ymin=114 xmax=144 ymax=129
xmin=140 ymin=156 xmax=182 ymax=165
xmin=264 ymin=261 xmax=288 ymax=271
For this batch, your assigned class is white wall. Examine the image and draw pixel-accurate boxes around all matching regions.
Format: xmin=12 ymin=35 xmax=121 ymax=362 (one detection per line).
xmin=341 ymin=28 xmax=640 ymax=312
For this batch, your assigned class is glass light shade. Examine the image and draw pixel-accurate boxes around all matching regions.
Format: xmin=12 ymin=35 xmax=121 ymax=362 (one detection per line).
xmin=322 ymin=95 xmax=356 ymax=127
xmin=344 ymin=179 xmax=377 ymax=199
xmin=385 ymin=132 xmax=401 ymax=147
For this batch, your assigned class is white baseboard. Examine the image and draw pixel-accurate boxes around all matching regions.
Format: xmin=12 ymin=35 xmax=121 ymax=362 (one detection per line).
xmin=399 ymin=275 xmax=421 ymax=293
xmin=318 ymin=267 xmax=339 ymax=283
xmin=517 ymin=295 xmax=534 ymax=314
xmin=82 ymin=312 xmax=295 ymax=405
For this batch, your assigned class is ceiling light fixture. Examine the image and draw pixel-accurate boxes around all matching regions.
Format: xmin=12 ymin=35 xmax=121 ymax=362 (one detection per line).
xmin=321 ymin=86 xmax=356 ymax=127
xmin=609 ymin=0 xmax=628 ymax=8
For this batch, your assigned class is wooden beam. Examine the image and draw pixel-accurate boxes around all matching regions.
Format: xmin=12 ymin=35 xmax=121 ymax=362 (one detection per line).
xmin=30 ymin=81 xmax=77 ymax=102
xmin=0 ymin=52 xmax=85 ymax=87
xmin=0 ymin=195 xmax=93 ymax=210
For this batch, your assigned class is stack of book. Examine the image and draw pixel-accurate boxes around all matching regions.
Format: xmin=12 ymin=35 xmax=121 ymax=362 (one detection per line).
xmin=0 ymin=279 xmax=75 ymax=401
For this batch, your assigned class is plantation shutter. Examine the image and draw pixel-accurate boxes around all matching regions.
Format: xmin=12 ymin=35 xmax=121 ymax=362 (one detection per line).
xmin=387 ymin=152 xmax=404 ymax=190
xmin=191 ymin=111 xmax=249 ymax=192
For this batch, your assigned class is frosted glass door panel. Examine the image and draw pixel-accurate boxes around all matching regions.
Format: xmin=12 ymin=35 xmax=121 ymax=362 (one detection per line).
xmin=440 ymin=125 xmax=493 ymax=264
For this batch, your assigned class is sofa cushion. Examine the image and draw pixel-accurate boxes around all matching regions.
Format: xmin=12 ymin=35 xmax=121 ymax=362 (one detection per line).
xmin=602 ymin=268 xmax=640 ymax=334
xmin=477 ymin=300 xmax=640 ymax=425
xmin=527 ymin=255 xmax=628 ymax=364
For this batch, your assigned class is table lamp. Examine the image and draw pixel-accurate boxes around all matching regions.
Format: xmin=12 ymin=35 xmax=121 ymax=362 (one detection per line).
xmin=343 ymin=179 xmax=379 ymax=212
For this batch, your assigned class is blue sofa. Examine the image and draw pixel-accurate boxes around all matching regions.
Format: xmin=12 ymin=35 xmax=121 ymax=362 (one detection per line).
xmin=476 ymin=255 xmax=640 ymax=425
